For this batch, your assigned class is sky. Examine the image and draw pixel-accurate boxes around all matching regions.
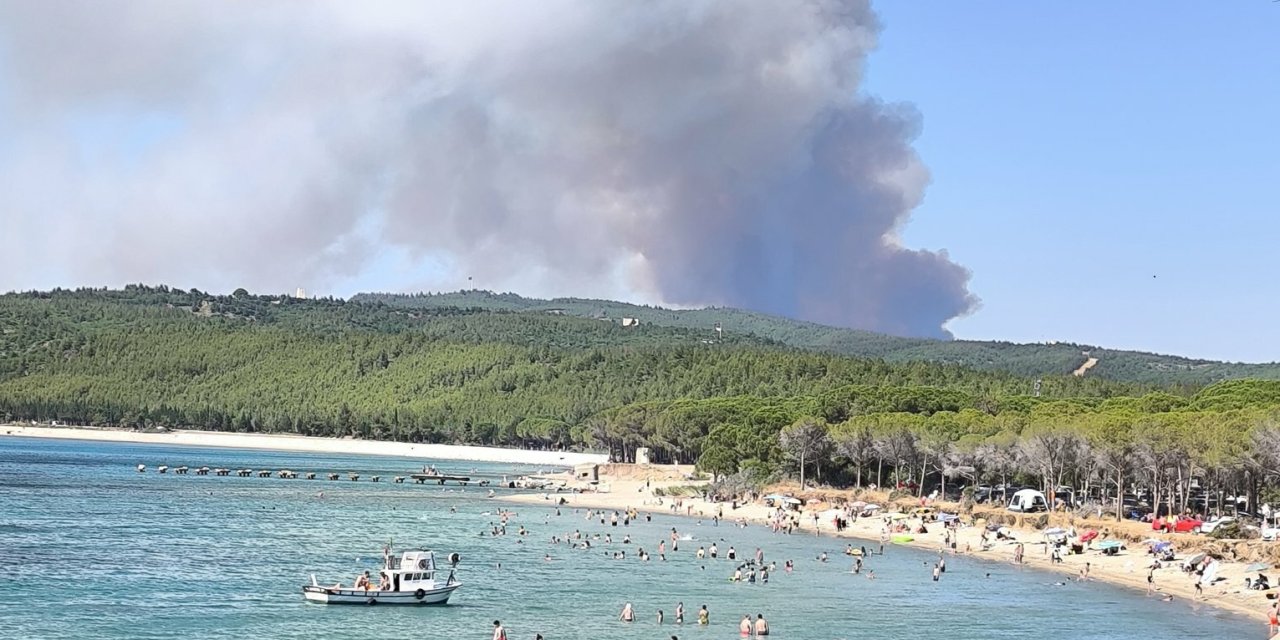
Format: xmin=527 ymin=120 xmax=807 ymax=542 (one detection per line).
xmin=864 ymin=2 xmax=1279 ymax=362
xmin=0 ymin=2 xmax=1276 ymax=362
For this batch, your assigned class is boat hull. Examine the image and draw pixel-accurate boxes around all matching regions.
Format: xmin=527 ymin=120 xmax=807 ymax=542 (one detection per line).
xmin=303 ymin=583 xmax=460 ymax=605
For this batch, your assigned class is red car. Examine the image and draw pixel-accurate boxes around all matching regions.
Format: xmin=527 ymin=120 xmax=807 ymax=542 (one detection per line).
xmin=1152 ymin=516 xmax=1203 ymax=533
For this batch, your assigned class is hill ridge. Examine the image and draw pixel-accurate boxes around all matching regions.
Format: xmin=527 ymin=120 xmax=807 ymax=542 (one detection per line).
xmin=352 ymin=290 xmax=1280 ymax=384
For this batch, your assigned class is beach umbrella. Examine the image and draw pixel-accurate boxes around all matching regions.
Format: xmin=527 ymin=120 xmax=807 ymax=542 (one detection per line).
xmin=1247 ymin=562 xmax=1271 ymax=572
xmin=1141 ymin=538 xmax=1164 ymax=545
xmin=891 ymin=513 xmax=910 ymax=520
xmin=862 ymin=504 xmax=881 ymax=510
xmin=1079 ymin=530 xmax=1099 ymax=542
xmin=850 ymin=501 xmax=868 ymax=508
xmin=1183 ymin=552 xmax=1206 ymax=566
xmin=763 ymin=494 xmax=787 ymax=501
xmin=1043 ymin=527 xmax=1066 ymax=536
xmin=782 ymin=497 xmax=801 ymax=505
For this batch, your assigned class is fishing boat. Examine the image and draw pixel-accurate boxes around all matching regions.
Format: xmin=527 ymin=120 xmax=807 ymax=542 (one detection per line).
xmin=303 ymin=549 xmax=461 ymax=605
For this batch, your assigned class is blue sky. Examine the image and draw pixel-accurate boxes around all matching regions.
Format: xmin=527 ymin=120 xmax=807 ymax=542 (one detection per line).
xmin=862 ymin=1 xmax=1279 ymax=362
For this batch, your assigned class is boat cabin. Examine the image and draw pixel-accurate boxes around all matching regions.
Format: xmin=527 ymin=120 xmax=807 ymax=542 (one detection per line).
xmin=381 ymin=550 xmax=456 ymax=592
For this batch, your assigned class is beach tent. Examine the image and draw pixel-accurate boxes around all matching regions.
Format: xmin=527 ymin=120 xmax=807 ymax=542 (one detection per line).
xmin=1007 ymin=489 xmax=1049 ymax=513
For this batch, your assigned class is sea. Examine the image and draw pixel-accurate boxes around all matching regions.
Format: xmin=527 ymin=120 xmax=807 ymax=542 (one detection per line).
xmin=0 ymin=437 xmax=1259 ymax=639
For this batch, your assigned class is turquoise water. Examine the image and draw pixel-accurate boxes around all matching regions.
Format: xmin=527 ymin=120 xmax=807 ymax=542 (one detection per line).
xmin=0 ymin=437 xmax=1258 ymax=639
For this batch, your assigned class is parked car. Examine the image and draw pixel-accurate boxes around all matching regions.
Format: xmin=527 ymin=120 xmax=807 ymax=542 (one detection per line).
xmin=1152 ymin=516 xmax=1204 ymax=533
xmin=1199 ymin=516 xmax=1235 ymax=534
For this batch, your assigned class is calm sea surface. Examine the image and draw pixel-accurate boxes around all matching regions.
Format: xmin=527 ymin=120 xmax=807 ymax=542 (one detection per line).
xmin=0 ymin=437 xmax=1259 ymax=639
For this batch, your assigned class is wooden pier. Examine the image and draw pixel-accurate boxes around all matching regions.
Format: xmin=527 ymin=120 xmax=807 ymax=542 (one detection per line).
xmin=411 ymin=473 xmax=471 ymax=485
xmin=142 ymin=464 xmax=482 ymax=487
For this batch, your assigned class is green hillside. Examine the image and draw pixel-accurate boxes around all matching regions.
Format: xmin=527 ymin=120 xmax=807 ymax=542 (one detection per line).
xmin=0 ymin=285 xmax=1144 ymax=444
xmin=6 ymin=285 xmax=1280 ymax=501
xmin=354 ymin=291 xmax=1280 ymax=385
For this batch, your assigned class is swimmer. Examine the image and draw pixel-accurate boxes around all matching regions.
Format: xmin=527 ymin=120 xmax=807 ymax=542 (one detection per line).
xmin=619 ymin=602 xmax=635 ymax=622
xmin=754 ymin=614 xmax=770 ymax=636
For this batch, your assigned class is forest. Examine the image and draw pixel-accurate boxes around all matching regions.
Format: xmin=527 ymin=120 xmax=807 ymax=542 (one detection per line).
xmin=356 ymin=290 xmax=1280 ymax=385
xmin=4 ymin=285 xmax=1280 ymax=518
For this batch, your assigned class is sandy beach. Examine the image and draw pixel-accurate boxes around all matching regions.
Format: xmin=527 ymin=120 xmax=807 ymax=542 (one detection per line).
xmin=0 ymin=425 xmax=607 ymax=467
xmin=502 ymin=465 xmax=1279 ymax=627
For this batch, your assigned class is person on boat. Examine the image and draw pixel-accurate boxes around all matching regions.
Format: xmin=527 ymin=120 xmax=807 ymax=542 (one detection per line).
xmin=619 ymin=602 xmax=635 ymax=622
xmin=754 ymin=614 xmax=770 ymax=636
xmin=739 ymin=615 xmax=752 ymax=636
xmin=354 ymin=571 xmax=370 ymax=590
xmin=697 ymin=605 xmax=709 ymax=625
xmin=378 ymin=572 xmax=391 ymax=591
xmin=491 ymin=620 xmax=506 ymax=640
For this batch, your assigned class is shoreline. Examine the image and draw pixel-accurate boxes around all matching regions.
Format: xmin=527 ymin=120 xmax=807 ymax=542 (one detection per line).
xmin=0 ymin=425 xmax=607 ymax=467
xmin=498 ymin=471 xmax=1274 ymax=626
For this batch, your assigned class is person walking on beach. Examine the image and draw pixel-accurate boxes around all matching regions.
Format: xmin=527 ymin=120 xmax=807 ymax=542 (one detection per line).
xmin=492 ymin=620 xmax=507 ymax=640
xmin=1146 ymin=566 xmax=1156 ymax=595
xmin=754 ymin=613 xmax=770 ymax=636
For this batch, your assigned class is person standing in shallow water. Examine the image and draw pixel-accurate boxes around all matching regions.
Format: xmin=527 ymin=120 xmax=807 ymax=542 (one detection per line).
xmin=619 ymin=602 xmax=635 ymax=621
xmin=491 ymin=620 xmax=506 ymax=640
xmin=675 ymin=602 xmax=685 ymax=623
xmin=739 ymin=615 xmax=752 ymax=636
xmin=754 ymin=613 xmax=770 ymax=636
xmin=698 ymin=604 xmax=709 ymax=625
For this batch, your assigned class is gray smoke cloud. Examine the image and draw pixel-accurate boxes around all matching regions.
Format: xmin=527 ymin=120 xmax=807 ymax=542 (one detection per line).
xmin=0 ymin=0 xmax=977 ymax=338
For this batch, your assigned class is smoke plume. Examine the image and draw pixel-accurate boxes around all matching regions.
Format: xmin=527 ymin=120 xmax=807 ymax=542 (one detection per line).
xmin=0 ymin=0 xmax=977 ymax=338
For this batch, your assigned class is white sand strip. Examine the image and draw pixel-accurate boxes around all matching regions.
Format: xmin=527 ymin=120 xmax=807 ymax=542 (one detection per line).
xmin=0 ymin=425 xmax=606 ymax=467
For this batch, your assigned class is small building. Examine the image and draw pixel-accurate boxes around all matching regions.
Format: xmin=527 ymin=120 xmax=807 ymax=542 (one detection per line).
xmin=574 ymin=463 xmax=599 ymax=482
xmin=621 ymin=318 xmax=640 ymax=327
xmin=635 ymin=447 xmax=651 ymax=465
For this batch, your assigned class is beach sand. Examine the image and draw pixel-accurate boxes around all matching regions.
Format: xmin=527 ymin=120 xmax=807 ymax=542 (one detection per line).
xmin=0 ymin=425 xmax=607 ymax=467
xmin=502 ymin=466 xmax=1279 ymax=627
